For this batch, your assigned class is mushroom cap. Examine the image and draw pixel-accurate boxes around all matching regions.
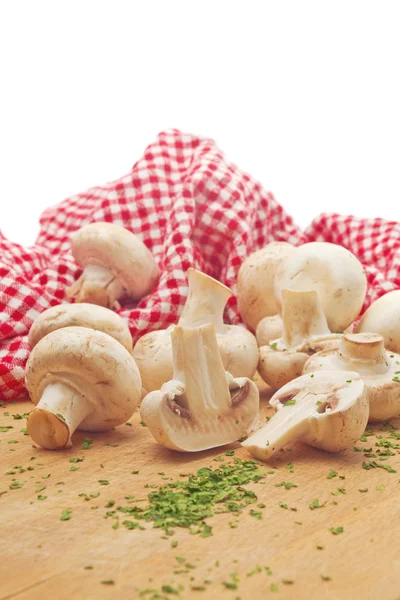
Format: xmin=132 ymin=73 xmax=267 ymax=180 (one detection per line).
xmin=256 ymin=315 xmax=283 ymax=347
xmin=258 ymin=345 xmax=308 ymax=389
xmin=355 ymin=290 xmax=400 ymax=353
xmin=303 ymin=333 xmax=400 ymax=421
xmin=133 ymin=325 xmax=259 ymax=392
xmin=140 ymin=376 xmax=259 ymax=452
xmin=237 ymin=242 xmax=295 ymax=330
xmin=274 ymin=242 xmax=367 ymax=332
xmin=28 ymin=303 xmax=133 ymax=352
xmin=71 ymin=222 xmax=160 ymax=300
xmin=25 ymin=326 xmax=142 ymax=430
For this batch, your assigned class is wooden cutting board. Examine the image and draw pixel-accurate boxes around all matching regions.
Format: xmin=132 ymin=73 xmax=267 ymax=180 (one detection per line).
xmin=1 ymin=378 xmax=399 ymax=600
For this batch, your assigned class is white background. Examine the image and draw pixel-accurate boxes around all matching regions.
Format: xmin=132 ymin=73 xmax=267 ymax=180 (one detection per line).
xmin=0 ymin=0 xmax=399 ymax=246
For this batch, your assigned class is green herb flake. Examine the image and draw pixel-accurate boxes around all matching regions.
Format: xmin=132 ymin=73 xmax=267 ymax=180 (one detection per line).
xmin=283 ymin=399 xmax=296 ymax=406
xmin=98 ymin=480 xmax=109 ymax=485
xmin=37 ymin=495 xmax=47 ymax=501
xmin=60 ymin=509 xmax=72 ymax=521
xmin=270 ymin=583 xmax=279 ymax=592
xmin=309 ymin=499 xmax=326 ymax=510
xmin=329 ymin=526 xmax=343 ymax=535
xmin=69 ymin=457 xmax=84 ymax=463
xmin=81 ymin=437 xmax=93 ymax=450
xmin=42 ymin=474 xmax=51 ymax=479
xmin=275 ymin=481 xmax=297 ymax=489
xmin=161 ymin=585 xmax=178 ymax=594
xmin=101 ymin=580 xmax=115 ymax=585
xmin=327 ymin=469 xmax=338 ymax=479
xmin=321 ymin=575 xmax=332 ymax=581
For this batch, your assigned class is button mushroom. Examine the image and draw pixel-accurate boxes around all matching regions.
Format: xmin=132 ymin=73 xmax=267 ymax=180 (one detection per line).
xmin=67 ymin=222 xmax=160 ymax=309
xmin=26 ymin=326 xmax=142 ymax=449
xmin=241 ymin=370 xmax=368 ymax=461
xmin=133 ymin=268 xmax=259 ymax=392
xmin=274 ymin=242 xmax=367 ymax=333
xmin=255 ymin=315 xmax=283 ymax=347
xmin=140 ymin=323 xmax=259 ymax=451
xmin=303 ymin=332 xmax=400 ymax=421
xmin=258 ymin=289 xmax=341 ymax=389
xmin=355 ymin=290 xmax=400 ymax=353
xmin=237 ymin=242 xmax=295 ymax=331
xmin=28 ymin=303 xmax=133 ymax=352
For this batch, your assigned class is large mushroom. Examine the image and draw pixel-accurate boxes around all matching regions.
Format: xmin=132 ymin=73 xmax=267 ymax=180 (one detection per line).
xmin=28 ymin=303 xmax=132 ymax=352
xmin=274 ymin=242 xmax=367 ymax=333
xmin=133 ymin=268 xmax=259 ymax=392
xmin=140 ymin=323 xmax=259 ymax=451
xmin=67 ymin=222 xmax=160 ymax=309
xmin=258 ymin=289 xmax=341 ymax=389
xmin=237 ymin=242 xmax=295 ymax=331
xmin=355 ymin=290 xmax=400 ymax=353
xmin=241 ymin=370 xmax=368 ymax=461
xmin=303 ymin=332 xmax=400 ymax=421
xmin=26 ymin=326 xmax=142 ymax=449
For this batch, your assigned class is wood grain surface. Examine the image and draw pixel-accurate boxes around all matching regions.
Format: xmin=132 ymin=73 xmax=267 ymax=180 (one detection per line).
xmin=1 ymin=377 xmax=399 ymax=600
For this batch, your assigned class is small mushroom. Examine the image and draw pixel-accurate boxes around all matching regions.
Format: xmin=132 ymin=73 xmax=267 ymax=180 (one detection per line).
xmin=274 ymin=242 xmax=367 ymax=333
xmin=28 ymin=303 xmax=132 ymax=352
xmin=241 ymin=370 xmax=368 ymax=461
xmin=26 ymin=326 xmax=142 ymax=449
xmin=67 ymin=222 xmax=160 ymax=309
xmin=140 ymin=323 xmax=259 ymax=451
xmin=258 ymin=289 xmax=341 ymax=389
xmin=133 ymin=268 xmax=259 ymax=392
xmin=256 ymin=315 xmax=283 ymax=347
xmin=303 ymin=332 xmax=400 ymax=421
xmin=237 ymin=242 xmax=295 ymax=331
xmin=355 ymin=290 xmax=400 ymax=353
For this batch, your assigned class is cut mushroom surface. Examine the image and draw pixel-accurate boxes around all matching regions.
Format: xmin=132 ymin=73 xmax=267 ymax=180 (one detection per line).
xmin=257 ymin=289 xmax=341 ymax=389
xmin=303 ymin=332 xmax=400 ymax=421
xmin=355 ymin=290 xmax=400 ymax=353
xmin=274 ymin=242 xmax=367 ymax=333
xmin=133 ymin=268 xmax=259 ymax=392
xmin=26 ymin=326 xmax=142 ymax=449
xmin=140 ymin=323 xmax=259 ymax=452
xmin=28 ymin=303 xmax=133 ymax=352
xmin=67 ymin=222 xmax=160 ymax=309
xmin=241 ymin=370 xmax=368 ymax=461
xmin=237 ymin=242 xmax=295 ymax=331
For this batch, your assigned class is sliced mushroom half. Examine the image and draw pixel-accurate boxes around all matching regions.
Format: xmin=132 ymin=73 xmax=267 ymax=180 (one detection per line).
xmin=241 ymin=370 xmax=368 ymax=461
xmin=140 ymin=323 xmax=259 ymax=451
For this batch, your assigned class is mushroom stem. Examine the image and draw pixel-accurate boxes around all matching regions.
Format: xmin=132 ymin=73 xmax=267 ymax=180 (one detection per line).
xmin=242 ymin=393 xmax=316 ymax=460
xmin=178 ymin=269 xmax=232 ymax=333
xmin=170 ymin=325 xmax=232 ymax=414
xmin=27 ymin=382 xmax=93 ymax=449
xmin=281 ymin=289 xmax=330 ymax=348
xmin=339 ymin=333 xmax=387 ymax=364
xmin=66 ymin=264 xmax=125 ymax=309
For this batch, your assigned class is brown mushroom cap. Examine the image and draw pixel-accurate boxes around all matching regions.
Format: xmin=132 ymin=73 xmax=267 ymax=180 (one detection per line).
xmin=26 ymin=326 xmax=142 ymax=431
xmin=71 ymin=222 xmax=160 ymax=300
xmin=28 ymin=303 xmax=133 ymax=352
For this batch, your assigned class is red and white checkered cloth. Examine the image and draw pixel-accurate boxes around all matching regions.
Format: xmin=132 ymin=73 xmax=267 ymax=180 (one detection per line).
xmin=1 ymin=130 xmax=399 ymax=401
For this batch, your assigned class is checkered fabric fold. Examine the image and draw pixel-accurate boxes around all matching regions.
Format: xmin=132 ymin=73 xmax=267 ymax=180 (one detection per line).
xmin=1 ymin=130 xmax=399 ymax=400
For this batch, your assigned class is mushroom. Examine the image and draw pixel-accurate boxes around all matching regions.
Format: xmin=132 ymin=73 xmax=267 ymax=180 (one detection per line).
xmin=241 ymin=370 xmax=368 ymax=461
xmin=26 ymin=326 xmax=142 ymax=449
xmin=140 ymin=323 xmax=259 ymax=451
xmin=274 ymin=242 xmax=367 ymax=333
xmin=355 ymin=290 xmax=400 ymax=353
xmin=258 ymin=289 xmax=341 ymax=389
xmin=66 ymin=222 xmax=160 ymax=309
xmin=28 ymin=303 xmax=132 ymax=352
xmin=237 ymin=242 xmax=295 ymax=331
xmin=133 ymin=268 xmax=259 ymax=392
xmin=255 ymin=315 xmax=283 ymax=347
xmin=303 ymin=332 xmax=400 ymax=421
